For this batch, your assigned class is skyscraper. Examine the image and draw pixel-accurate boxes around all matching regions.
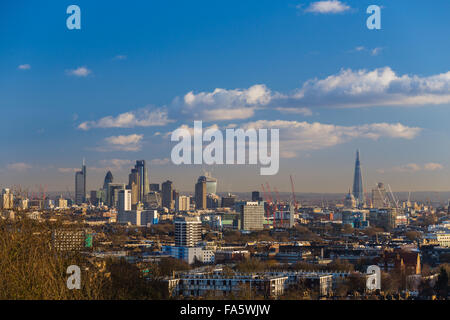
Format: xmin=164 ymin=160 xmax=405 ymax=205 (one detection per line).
xmin=135 ymin=160 xmax=149 ymax=202
xmin=75 ymin=159 xmax=86 ymax=205
xmin=128 ymin=168 xmax=140 ymax=205
xmin=161 ymin=180 xmax=174 ymax=210
xmin=195 ymin=176 xmax=207 ymax=210
xmin=102 ymin=171 xmax=113 ymax=204
xmin=352 ymin=150 xmax=364 ymax=208
xmin=174 ymin=216 xmax=202 ymax=247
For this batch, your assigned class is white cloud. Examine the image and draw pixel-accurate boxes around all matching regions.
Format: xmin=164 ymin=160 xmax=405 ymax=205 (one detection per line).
xmin=179 ymin=84 xmax=275 ymax=121
xmin=371 ymin=47 xmax=383 ymax=56
xmin=380 ymin=162 xmax=444 ymax=173
xmin=292 ymin=67 xmax=450 ymax=108
xmin=302 ymin=1 xmax=351 ymax=14
xmin=101 ymin=134 xmax=144 ymax=152
xmin=18 ymin=64 xmax=31 ymax=70
xmin=242 ymin=120 xmax=421 ymax=158
xmin=66 ymin=66 xmax=91 ymax=77
xmin=7 ymin=162 xmax=32 ymax=172
xmin=114 ymin=55 xmax=127 ymax=60
xmin=78 ymin=107 xmax=172 ymax=130
xmin=424 ymin=162 xmax=444 ymax=171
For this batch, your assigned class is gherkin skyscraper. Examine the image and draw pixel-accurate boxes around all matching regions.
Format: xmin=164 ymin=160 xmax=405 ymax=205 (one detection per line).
xmin=352 ymin=149 xmax=364 ymax=208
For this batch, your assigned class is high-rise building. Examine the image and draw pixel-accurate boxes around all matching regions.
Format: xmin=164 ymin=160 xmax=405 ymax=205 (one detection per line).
xmin=107 ymin=183 xmax=126 ymax=208
xmin=174 ymin=216 xmax=202 ymax=247
xmin=162 ymin=180 xmax=174 ymax=210
xmin=128 ymin=168 xmax=140 ymax=205
xmin=352 ymin=150 xmax=364 ymax=208
xmin=102 ymin=171 xmax=113 ymax=203
xmin=237 ymin=201 xmax=264 ymax=231
xmin=75 ymin=159 xmax=86 ymax=205
xmin=372 ymin=183 xmax=387 ymax=208
xmin=135 ymin=160 xmax=149 ymax=202
xmin=118 ymin=189 xmax=132 ymax=213
xmin=195 ymin=177 xmax=207 ymax=210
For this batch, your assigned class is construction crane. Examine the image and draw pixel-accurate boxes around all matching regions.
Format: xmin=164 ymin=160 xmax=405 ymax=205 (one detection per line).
xmin=387 ymin=184 xmax=399 ymax=209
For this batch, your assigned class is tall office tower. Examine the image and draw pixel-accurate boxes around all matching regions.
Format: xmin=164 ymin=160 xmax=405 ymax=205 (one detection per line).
xmin=252 ymin=191 xmax=262 ymax=202
xmin=102 ymin=171 xmax=113 ymax=203
xmin=161 ymin=180 xmax=174 ymax=210
xmin=195 ymin=177 xmax=207 ymax=210
xmin=75 ymin=159 xmax=86 ymax=205
xmin=150 ymin=183 xmax=160 ymax=192
xmin=107 ymin=183 xmax=125 ymax=208
xmin=237 ymin=201 xmax=264 ymax=231
xmin=372 ymin=183 xmax=387 ymax=208
xmin=135 ymin=160 xmax=149 ymax=202
xmin=352 ymin=150 xmax=364 ymax=208
xmin=118 ymin=189 xmax=132 ymax=213
xmin=174 ymin=216 xmax=202 ymax=247
xmin=128 ymin=168 xmax=140 ymax=205
xmin=1 ymin=188 xmax=14 ymax=209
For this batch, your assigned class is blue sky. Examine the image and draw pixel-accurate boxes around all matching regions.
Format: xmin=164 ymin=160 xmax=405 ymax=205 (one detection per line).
xmin=1 ymin=0 xmax=450 ymax=194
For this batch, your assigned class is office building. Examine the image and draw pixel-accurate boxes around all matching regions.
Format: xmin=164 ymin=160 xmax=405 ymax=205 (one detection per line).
xmin=102 ymin=171 xmax=113 ymax=203
xmin=195 ymin=177 xmax=207 ymax=210
xmin=75 ymin=159 xmax=86 ymax=205
xmin=352 ymin=150 xmax=364 ymax=208
xmin=107 ymin=183 xmax=126 ymax=208
xmin=128 ymin=168 xmax=140 ymax=205
xmin=135 ymin=160 xmax=149 ymax=202
xmin=162 ymin=180 xmax=174 ymax=210
xmin=118 ymin=189 xmax=132 ymax=213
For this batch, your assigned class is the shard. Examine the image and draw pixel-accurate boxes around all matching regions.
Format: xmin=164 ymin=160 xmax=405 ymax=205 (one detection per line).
xmin=352 ymin=149 xmax=364 ymax=208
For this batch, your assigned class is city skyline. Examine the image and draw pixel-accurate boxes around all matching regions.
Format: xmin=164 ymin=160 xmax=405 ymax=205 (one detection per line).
xmin=1 ymin=1 xmax=450 ymax=192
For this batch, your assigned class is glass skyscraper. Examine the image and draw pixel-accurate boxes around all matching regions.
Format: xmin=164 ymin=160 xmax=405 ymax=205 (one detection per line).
xmin=352 ymin=150 xmax=364 ymax=208
xmin=75 ymin=159 xmax=86 ymax=205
